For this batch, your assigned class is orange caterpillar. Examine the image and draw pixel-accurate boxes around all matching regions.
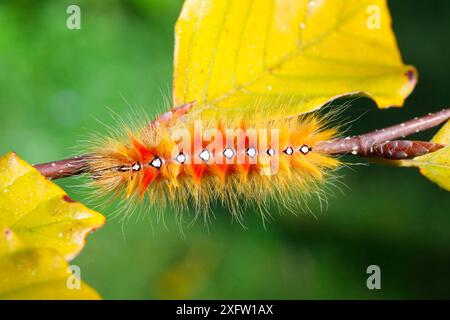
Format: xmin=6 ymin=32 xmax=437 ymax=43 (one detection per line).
xmin=84 ymin=103 xmax=340 ymax=219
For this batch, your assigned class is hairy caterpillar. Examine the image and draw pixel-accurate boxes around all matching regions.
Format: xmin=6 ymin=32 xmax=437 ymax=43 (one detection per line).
xmin=83 ymin=103 xmax=341 ymax=219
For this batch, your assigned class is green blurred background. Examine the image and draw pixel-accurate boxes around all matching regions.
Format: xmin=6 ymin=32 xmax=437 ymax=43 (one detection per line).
xmin=1 ymin=0 xmax=449 ymax=299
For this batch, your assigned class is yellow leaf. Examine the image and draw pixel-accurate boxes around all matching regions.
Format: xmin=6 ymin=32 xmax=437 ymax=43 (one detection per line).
xmin=173 ymin=0 xmax=417 ymax=119
xmin=0 ymin=231 xmax=99 ymax=299
xmin=0 ymin=152 xmax=105 ymax=261
xmin=407 ymin=121 xmax=450 ymax=191
xmin=0 ymin=152 xmax=105 ymax=299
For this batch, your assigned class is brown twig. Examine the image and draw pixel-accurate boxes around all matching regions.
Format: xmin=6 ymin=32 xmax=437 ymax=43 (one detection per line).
xmin=33 ymin=155 xmax=88 ymax=180
xmin=33 ymin=108 xmax=449 ymax=180
xmin=314 ymin=108 xmax=450 ymax=158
